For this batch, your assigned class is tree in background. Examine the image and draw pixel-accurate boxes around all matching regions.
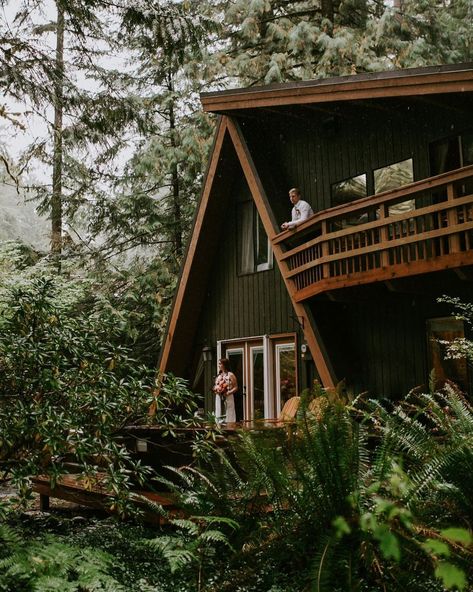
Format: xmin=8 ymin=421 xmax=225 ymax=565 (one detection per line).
xmin=89 ymin=0 xmax=219 ymax=270
xmin=221 ymin=0 xmax=473 ymax=84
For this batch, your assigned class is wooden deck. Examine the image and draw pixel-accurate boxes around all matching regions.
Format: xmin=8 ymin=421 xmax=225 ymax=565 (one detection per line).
xmin=275 ymin=165 xmax=473 ymax=301
xmin=31 ymin=423 xmax=292 ymax=521
xmin=31 ymin=473 xmax=180 ymax=524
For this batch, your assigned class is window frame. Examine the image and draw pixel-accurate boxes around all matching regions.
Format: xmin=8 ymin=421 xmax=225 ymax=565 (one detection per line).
xmin=237 ymin=201 xmax=273 ymax=275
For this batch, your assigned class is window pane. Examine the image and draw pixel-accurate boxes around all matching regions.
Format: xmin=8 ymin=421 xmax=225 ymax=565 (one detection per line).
xmin=226 ymin=350 xmax=244 ymax=421
xmin=462 ymin=132 xmax=473 ymax=165
xmin=255 ymin=214 xmax=270 ymax=269
xmin=239 ymin=201 xmax=254 ymax=274
xmin=427 ymin=318 xmax=468 ymax=391
xmin=331 ymin=174 xmax=367 ymax=207
xmin=278 ymin=346 xmax=296 ymax=410
xmin=331 ymin=174 xmax=368 ymax=228
xmin=374 ymin=158 xmax=413 ymax=194
xmin=429 ymin=137 xmax=461 ymax=175
xmin=252 ymin=349 xmax=265 ymax=420
xmin=374 ymin=158 xmax=414 ymax=216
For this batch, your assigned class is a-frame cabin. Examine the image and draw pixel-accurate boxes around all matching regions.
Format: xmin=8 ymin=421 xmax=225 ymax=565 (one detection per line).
xmin=160 ymin=63 xmax=473 ymax=420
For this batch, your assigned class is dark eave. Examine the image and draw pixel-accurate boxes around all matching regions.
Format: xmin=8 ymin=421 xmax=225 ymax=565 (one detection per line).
xmin=201 ymin=63 xmax=473 ymax=113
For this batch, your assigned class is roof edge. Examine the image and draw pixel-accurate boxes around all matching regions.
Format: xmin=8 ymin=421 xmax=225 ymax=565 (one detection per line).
xmin=201 ymin=62 xmax=473 ymax=112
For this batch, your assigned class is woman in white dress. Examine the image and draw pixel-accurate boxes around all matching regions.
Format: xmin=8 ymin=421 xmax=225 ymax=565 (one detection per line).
xmin=214 ymin=358 xmax=238 ymax=423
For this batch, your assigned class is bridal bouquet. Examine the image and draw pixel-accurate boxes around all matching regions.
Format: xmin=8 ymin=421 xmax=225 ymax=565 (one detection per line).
xmin=214 ymin=374 xmax=228 ymax=401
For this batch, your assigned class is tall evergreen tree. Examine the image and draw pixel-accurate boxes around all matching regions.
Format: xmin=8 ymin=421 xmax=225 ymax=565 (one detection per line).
xmin=221 ymin=0 xmax=472 ymax=84
xmin=89 ymin=0 xmax=219 ymax=270
xmin=0 ymin=0 xmax=149 ymax=256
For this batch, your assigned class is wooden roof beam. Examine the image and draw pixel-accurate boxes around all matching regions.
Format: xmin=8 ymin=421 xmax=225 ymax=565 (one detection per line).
xmin=202 ymin=65 xmax=473 ymax=113
xmin=159 ymin=117 xmax=229 ymax=376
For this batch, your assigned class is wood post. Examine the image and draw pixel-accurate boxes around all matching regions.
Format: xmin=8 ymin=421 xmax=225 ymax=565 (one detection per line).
xmin=379 ymin=204 xmax=390 ymax=267
xmin=447 ymin=182 xmax=461 ymax=253
xmin=321 ymin=221 xmax=330 ymax=278
xmin=39 ymin=494 xmax=50 ymax=511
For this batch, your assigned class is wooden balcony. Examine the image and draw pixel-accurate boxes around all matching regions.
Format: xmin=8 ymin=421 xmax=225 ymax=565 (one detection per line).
xmin=274 ymin=165 xmax=473 ymax=302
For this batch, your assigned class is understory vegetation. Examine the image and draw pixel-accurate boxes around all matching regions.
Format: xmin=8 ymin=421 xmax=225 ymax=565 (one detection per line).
xmin=0 ymin=244 xmax=472 ymax=591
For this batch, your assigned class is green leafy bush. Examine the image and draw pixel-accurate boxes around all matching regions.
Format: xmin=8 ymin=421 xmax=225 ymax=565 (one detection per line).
xmin=0 ymin=242 xmax=198 ymax=512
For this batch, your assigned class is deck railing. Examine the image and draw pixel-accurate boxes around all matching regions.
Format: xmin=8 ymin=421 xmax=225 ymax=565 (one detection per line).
xmin=275 ymin=165 xmax=473 ymax=302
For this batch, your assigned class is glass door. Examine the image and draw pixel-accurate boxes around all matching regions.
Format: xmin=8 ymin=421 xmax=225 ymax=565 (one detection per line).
xmin=274 ymin=342 xmax=297 ymax=415
xmin=225 ymin=347 xmax=244 ymax=421
xmin=250 ymin=345 xmax=265 ymax=420
xmin=221 ymin=338 xmax=264 ymax=421
xmin=220 ymin=336 xmax=298 ymax=420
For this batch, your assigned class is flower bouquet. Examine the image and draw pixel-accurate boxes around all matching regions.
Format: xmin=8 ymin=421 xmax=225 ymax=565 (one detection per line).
xmin=214 ymin=373 xmax=228 ymax=402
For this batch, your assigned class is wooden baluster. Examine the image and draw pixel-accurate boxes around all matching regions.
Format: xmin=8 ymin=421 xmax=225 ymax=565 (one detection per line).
xmin=379 ymin=204 xmax=389 ymax=268
xmin=321 ymin=221 xmax=330 ymax=279
xmin=447 ymin=183 xmax=460 ymax=253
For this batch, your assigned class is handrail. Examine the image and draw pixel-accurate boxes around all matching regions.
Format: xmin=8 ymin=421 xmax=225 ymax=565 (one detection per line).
xmin=273 ymin=164 xmax=473 ymax=246
xmin=275 ymin=165 xmax=473 ymax=300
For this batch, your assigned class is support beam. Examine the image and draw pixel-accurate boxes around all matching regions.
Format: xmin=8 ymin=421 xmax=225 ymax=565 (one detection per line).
xmin=226 ymin=117 xmax=337 ymax=388
xmin=159 ymin=117 xmax=229 ymax=375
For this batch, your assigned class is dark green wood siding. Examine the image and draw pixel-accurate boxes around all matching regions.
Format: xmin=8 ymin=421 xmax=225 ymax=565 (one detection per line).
xmin=186 ymin=93 xmax=473 ymax=398
xmin=194 ymin=176 xmax=302 ymax=351
xmin=239 ymin=94 xmax=472 ymax=219
xmin=311 ymin=277 xmax=473 ymax=398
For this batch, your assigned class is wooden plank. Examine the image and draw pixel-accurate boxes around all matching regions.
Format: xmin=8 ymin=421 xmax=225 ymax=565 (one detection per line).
xmin=447 ymin=183 xmax=461 ymax=253
xmin=286 ymin=219 xmax=473 ymax=278
xmin=293 ymin=251 xmax=473 ymax=302
xmin=226 ymin=117 xmax=337 ymax=388
xmin=31 ymin=475 xmax=178 ymax=525
xmin=202 ymin=69 xmax=473 ymax=112
xmin=281 ymin=191 xmax=473 ymax=262
xmin=273 ymin=165 xmax=473 ymax=245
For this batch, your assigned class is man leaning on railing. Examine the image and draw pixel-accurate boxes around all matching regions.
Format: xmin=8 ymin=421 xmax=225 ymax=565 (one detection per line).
xmin=281 ymin=187 xmax=314 ymax=230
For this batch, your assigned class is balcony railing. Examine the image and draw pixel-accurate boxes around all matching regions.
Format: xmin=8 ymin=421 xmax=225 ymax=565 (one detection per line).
xmin=274 ymin=165 xmax=473 ymax=302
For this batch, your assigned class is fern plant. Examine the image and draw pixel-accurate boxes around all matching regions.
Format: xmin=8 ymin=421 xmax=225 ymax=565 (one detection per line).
xmin=167 ymin=394 xmax=473 ymax=592
xmin=146 ymin=515 xmax=238 ymax=592
xmin=0 ymin=525 xmax=124 ymax=592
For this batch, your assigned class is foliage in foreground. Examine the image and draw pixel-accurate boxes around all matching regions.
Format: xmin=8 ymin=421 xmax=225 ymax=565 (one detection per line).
xmin=0 ymin=243 xmax=199 ymax=513
xmin=154 ymin=386 xmax=473 ymax=592
xmin=0 ymin=522 xmax=123 ymax=592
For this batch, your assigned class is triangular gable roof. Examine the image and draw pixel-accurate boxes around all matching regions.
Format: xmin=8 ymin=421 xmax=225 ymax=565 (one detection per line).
xmin=160 ymin=63 xmax=473 ymax=388
xmin=159 ymin=114 xmax=337 ymax=386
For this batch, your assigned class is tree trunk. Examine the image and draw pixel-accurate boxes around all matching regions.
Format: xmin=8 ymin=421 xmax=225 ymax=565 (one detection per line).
xmin=168 ymin=84 xmax=182 ymax=261
xmin=51 ymin=1 xmax=64 ymax=256
xmin=321 ymin=0 xmax=334 ymax=20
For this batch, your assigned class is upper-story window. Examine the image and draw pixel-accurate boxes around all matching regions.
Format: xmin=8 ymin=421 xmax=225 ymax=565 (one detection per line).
xmin=430 ymin=132 xmax=473 ymax=175
xmin=330 ymin=173 xmax=367 ymax=228
xmin=374 ymin=158 xmax=414 ymax=216
xmin=238 ymin=201 xmax=273 ymax=274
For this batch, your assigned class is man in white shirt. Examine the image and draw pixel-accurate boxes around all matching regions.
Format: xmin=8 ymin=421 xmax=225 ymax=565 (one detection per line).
xmin=281 ymin=187 xmax=314 ymax=230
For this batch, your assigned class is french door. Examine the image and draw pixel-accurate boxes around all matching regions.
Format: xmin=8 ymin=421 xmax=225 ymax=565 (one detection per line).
xmin=218 ymin=335 xmax=297 ymax=420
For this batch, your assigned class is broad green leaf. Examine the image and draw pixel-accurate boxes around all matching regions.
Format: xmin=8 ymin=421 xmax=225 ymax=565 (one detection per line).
xmin=435 ymin=562 xmax=467 ymax=591
xmin=441 ymin=528 xmax=472 ymax=546
xmin=422 ymin=539 xmax=451 ymax=557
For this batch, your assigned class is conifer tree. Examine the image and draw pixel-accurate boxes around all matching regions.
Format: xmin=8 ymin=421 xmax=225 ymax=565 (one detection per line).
xmin=91 ymin=0 xmax=219 ymax=270
xmin=220 ymin=0 xmax=472 ymax=84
